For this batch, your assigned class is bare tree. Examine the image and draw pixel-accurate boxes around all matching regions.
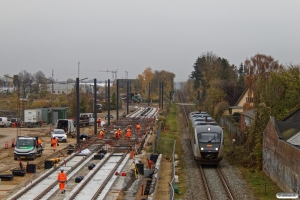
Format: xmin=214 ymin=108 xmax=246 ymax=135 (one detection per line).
xmin=34 ymin=71 xmax=46 ymax=84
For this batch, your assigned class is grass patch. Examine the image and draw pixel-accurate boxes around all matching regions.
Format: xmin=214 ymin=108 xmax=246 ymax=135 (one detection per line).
xmin=240 ymin=167 xmax=282 ymax=200
xmin=223 ymin=130 xmax=282 ymax=199
xmin=154 ymin=103 xmax=186 ymax=198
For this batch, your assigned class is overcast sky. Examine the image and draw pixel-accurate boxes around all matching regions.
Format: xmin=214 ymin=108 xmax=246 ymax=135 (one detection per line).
xmin=1 ymin=1 xmax=299 ymax=82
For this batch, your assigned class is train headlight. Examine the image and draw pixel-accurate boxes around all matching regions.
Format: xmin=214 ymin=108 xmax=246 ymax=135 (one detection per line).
xmin=215 ymin=148 xmax=218 ymax=150
xmin=200 ymin=147 xmax=204 ymax=150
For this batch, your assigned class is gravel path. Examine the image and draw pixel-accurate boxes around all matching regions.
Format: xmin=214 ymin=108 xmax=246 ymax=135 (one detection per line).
xmin=202 ymin=166 xmax=229 ymax=200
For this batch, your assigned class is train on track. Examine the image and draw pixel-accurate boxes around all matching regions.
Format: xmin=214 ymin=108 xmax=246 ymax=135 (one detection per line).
xmin=189 ymin=111 xmax=224 ymax=165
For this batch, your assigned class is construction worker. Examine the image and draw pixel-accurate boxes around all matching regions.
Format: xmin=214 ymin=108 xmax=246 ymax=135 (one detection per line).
xmin=127 ymin=125 xmax=132 ymax=132
xmin=113 ymin=129 xmax=118 ymax=140
xmin=117 ymin=128 xmax=122 ymax=139
xmin=125 ymin=129 xmax=131 ymax=140
xmin=37 ymin=138 xmax=42 ymax=147
xmin=136 ymin=123 xmax=141 ymax=133
xmin=51 ymin=137 xmax=58 ymax=151
xmin=57 ymin=168 xmax=67 ymax=194
xmin=97 ymin=118 xmax=101 ymax=127
xmin=99 ymin=129 xmax=104 ymax=140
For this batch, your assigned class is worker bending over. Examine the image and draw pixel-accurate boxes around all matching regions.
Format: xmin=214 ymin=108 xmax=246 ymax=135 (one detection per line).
xmin=57 ymin=169 xmax=67 ymax=194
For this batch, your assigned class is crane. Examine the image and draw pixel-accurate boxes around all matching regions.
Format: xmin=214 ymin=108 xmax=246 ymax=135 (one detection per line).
xmin=99 ymin=69 xmax=118 ymax=80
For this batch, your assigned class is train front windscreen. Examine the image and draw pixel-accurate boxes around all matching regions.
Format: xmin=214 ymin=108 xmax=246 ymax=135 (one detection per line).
xmin=197 ymin=132 xmax=221 ymax=143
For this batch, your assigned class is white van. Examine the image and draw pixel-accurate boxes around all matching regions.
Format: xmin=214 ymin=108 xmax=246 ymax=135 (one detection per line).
xmin=0 ymin=117 xmax=10 ymax=127
xmin=55 ymin=119 xmax=76 ymax=137
xmin=80 ymin=113 xmax=95 ymax=125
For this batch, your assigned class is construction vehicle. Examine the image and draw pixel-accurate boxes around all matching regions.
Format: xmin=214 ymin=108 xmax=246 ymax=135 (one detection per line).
xmin=14 ymin=136 xmax=45 ymax=160
xmin=74 ymin=116 xmax=90 ymax=127
xmin=55 ymin=119 xmax=76 ymax=137
xmin=80 ymin=113 xmax=95 ymax=125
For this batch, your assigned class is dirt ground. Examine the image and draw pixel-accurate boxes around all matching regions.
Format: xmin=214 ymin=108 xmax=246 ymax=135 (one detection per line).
xmin=0 ymin=104 xmax=172 ymax=199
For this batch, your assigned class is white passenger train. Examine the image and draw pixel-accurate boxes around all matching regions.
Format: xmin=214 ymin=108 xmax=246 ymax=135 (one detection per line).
xmin=189 ymin=111 xmax=224 ymax=165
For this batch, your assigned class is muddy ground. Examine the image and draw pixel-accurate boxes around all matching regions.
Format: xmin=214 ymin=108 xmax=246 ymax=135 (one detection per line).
xmin=0 ymin=104 xmax=171 ymax=199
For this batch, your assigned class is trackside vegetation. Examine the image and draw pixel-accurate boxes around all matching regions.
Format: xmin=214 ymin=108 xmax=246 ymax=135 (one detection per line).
xmin=224 ymin=130 xmax=282 ymax=200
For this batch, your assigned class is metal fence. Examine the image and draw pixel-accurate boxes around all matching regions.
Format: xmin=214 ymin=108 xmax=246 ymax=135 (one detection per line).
xmin=219 ymin=116 xmax=247 ymax=144
xmin=169 ymin=140 xmax=176 ymax=200
xmin=219 ymin=116 xmax=239 ymax=135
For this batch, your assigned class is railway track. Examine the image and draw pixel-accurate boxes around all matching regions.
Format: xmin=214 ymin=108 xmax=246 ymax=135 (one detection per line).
xmin=177 ymin=90 xmax=235 ymax=200
xmin=7 ymin=106 xmax=157 ymax=200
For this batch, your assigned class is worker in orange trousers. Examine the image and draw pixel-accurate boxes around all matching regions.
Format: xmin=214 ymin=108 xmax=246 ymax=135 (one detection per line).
xmin=136 ymin=123 xmax=141 ymax=133
xmin=57 ymin=169 xmax=67 ymax=194
xmin=125 ymin=129 xmax=131 ymax=140
xmin=51 ymin=137 xmax=58 ymax=151
xmin=117 ymin=128 xmax=122 ymax=139
xmin=97 ymin=118 xmax=101 ymax=127
xmin=99 ymin=129 xmax=104 ymax=139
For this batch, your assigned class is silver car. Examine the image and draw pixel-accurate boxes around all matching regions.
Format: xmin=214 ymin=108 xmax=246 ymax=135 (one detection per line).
xmin=51 ymin=129 xmax=67 ymax=142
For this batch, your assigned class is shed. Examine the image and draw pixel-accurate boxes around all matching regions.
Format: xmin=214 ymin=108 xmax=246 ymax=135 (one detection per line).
xmin=35 ymin=108 xmax=49 ymax=124
xmin=51 ymin=107 xmax=69 ymax=124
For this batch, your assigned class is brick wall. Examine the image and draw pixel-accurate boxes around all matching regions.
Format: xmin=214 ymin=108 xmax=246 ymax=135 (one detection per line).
xmin=263 ymin=119 xmax=300 ymax=194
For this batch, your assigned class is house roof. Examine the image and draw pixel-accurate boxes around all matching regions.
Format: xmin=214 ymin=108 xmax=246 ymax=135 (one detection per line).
xmin=281 ymin=108 xmax=300 ymax=122
xmin=287 ymin=132 xmax=300 ymax=146
xmin=234 ymin=89 xmax=247 ymax=106
xmin=272 ymin=108 xmax=300 ymax=144
xmin=240 ymin=109 xmax=255 ymax=119
xmin=276 ymin=121 xmax=300 ymax=140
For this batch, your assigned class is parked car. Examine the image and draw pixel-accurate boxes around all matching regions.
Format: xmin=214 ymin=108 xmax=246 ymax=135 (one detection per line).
xmin=105 ymin=114 xmax=114 ymax=120
xmin=7 ymin=118 xmax=12 ymax=127
xmin=51 ymin=129 xmax=67 ymax=142
xmin=96 ymin=104 xmax=102 ymax=113
xmin=0 ymin=117 xmax=11 ymax=127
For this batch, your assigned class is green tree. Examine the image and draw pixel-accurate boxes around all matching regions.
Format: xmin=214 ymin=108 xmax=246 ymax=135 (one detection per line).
xmin=111 ymin=92 xmax=116 ymax=110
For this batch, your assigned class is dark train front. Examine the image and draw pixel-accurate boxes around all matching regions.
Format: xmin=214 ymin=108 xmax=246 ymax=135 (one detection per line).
xmin=189 ymin=111 xmax=224 ymax=165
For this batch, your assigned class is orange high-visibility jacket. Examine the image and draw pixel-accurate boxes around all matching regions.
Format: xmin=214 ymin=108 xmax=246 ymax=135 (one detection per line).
xmin=58 ymin=172 xmax=67 ymax=182
xmin=99 ymin=131 xmax=104 ymax=138
xmin=117 ymin=130 xmax=122 ymax=137
xmin=126 ymin=131 xmax=131 ymax=137
xmin=51 ymin=138 xmax=58 ymax=144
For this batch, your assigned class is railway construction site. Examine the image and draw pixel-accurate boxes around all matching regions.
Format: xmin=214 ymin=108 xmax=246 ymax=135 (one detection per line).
xmin=0 ymin=106 xmax=162 ymax=200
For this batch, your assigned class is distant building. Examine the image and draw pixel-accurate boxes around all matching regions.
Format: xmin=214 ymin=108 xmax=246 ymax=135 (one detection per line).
xmin=44 ymin=82 xmax=107 ymax=94
xmin=45 ymin=83 xmax=75 ymax=94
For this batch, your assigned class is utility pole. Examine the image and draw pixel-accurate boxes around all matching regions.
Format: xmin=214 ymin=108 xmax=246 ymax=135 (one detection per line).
xmin=78 ymin=61 xmax=80 ymax=80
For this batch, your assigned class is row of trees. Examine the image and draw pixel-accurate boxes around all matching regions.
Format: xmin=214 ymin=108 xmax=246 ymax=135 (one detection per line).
xmin=0 ymin=68 xmax=175 ymax=118
xmin=188 ymin=52 xmax=300 ymax=168
xmin=189 ymin=52 xmax=246 ymax=120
